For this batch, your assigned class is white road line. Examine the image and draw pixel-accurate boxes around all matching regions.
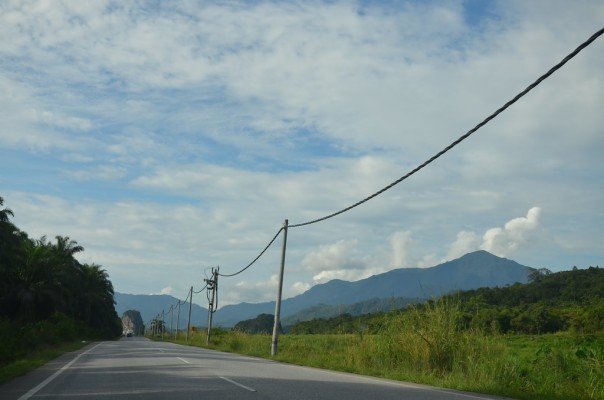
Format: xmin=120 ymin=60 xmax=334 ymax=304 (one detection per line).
xmin=177 ymin=357 xmax=190 ymax=364
xmin=18 ymin=342 xmax=103 ymax=400
xmin=219 ymin=376 xmax=257 ymax=392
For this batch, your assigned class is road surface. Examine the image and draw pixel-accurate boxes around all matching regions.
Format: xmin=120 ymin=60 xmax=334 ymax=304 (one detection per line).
xmin=2 ymin=337 xmax=513 ymax=399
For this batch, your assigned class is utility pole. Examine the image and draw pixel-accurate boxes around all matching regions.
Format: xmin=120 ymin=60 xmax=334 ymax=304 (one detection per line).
xmin=271 ymin=219 xmax=288 ymax=356
xmin=169 ymin=305 xmax=173 ymax=337
xmin=161 ymin=309 xmax=165 ymax=340
xmin=186 ymin=286 xmax=193 ymax=342
xmin=205 ymin=267 xmax=219 ymax=345
xmin=175 ymin=300 xmax=181 ymax=340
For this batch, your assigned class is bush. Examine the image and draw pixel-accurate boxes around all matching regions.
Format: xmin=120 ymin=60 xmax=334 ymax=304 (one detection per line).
xmin=0 ymin=318 xmax=19 ymax=365
xmin=0 ymin=313 xmax=94 ymax=368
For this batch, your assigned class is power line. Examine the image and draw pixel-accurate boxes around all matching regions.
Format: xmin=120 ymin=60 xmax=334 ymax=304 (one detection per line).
xmin=289 ymin=26 xmax=604 ymax=229
xmin=193 ymin=283 xmax=207 ymax=294
xmin=218 ymin=226 xmax=284 ymax=277
xmin=168 ymin=27 xmax=604 ymax=290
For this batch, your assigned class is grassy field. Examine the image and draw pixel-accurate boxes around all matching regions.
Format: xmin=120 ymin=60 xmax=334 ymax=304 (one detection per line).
xmin=0 ymin=340 xmax=91 ymax=384
xmin=159 ymin=304 xmax=604 ymax=400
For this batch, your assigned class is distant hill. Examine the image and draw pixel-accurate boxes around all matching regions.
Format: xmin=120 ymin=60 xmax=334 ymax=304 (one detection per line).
xmin=280 ymin=297 xmax=419 ymax=327
xmin=115 ymin=251 xmax=532 ymax=328
xmin=114 ymin=293 xmax=209 ymax=330
xmin=212 ymin=250 xmax=532 ymax=326
xmin=289 ymin=266 xmax=604 ymax=335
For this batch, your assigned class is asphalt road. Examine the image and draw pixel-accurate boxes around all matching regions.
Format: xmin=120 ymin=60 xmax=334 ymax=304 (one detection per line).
xmin=1 ymin=337 xmax=513 ymax=399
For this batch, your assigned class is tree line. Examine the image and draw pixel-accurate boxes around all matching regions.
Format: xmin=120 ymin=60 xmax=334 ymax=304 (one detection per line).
xmin=452 ymin=265 xmax=604 ymax=334
xmin=0 ymin=196 xmax=121 ymax=365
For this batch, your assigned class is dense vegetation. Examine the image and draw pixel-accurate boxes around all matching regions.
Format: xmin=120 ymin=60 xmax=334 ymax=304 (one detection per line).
xmin=452 ymin=266 xmax=604 ymax=334
xmin=0 ymin=196 xmax=121 ymax=372
xmin=233 ymin=313 xmax=282 ymax=334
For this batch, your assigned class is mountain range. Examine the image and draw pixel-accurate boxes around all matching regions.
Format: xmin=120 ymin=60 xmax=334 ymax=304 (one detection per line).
xmin=115 ymin=250 xmax=532 ymax=328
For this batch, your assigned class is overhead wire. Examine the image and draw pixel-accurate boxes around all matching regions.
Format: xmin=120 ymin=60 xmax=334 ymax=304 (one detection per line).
xmin=165 ymin=27 xmax=604 ymax=289
xmin=218 ymin=226 xmax=284 ymax=277
xmin=289 ymin=26 xmax=604 ymax=229
xmin=193 ymin=283 xmax=207 ymax=294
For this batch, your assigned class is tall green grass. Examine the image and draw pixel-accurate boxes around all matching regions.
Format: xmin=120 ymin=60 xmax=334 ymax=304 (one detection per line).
xmin=0 ymin=314 xmax=95 ymax=383
xmin=156 ymin=299 xmax=604 ymax=400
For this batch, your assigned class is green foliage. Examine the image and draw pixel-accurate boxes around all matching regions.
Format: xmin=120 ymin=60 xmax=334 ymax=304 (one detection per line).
xmin=289 ymin=312 xmax=385 ymax=335
xmin=0 ymin=337 xmax=90 ymax=384
xmin=0 ymin=313 xmax=94 ymax=368
xmin=0 ymin=196 xmax=122 ymax=369
xmin=234 ymin=313 xmax=281 ymax=334
xmin=450 ymin=267 xmax=604 ymax=335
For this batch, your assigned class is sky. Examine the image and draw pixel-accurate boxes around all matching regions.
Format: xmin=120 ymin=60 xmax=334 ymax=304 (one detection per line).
xmin=1 ymin=0 xmax=603 ymax=308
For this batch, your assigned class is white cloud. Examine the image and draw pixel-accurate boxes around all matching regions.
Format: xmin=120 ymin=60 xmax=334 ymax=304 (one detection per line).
xmin=28 ymin=109 xmax=92 ymax=131
xmin=1 ymin=1 xmax=602 ymax=306
xmin=446 ymin=231 xmax=481 ymax=261
xmin=444 ymin=207 xmax=543 ymax=261
xmin=290 ymin=281 xmax=311 ymax=297
xmin=302 ymin=239 xmax=363 ymax=273
xmin=390 ymin=231 xmax=414 ymax=268
xmin=481 ymin=207 xmax=542 ymax=257
xmin=159 ymin=286 xmax=173 ymax=295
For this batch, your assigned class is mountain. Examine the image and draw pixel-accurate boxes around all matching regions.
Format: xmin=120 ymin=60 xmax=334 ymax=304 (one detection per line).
xmin=114 ymin=293 xmax=209 ymax=330
xmin=211 ymin=250 xmax=532 ymax=326
xmin=280 ymin=297 xmax=418 ymax=327
xmin=115 ymin=251 xmax=532 ymax=328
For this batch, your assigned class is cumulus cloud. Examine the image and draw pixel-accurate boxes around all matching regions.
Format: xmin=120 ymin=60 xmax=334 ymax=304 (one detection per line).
xmin=446 ymin=230 xmax=481 ymax=261
xmin=390 ymin=230 xmax=414 ymax=268
xmin=300 ymin=239 xmax=370 ymax=284
xmin=301 ymin=239 xmax=362 ymax=272
xmin=159 ymin=286 xmax=173 ymax=295
xmin=481 ymin=207 xmax=542 ymax=257
xmin=290 ymin=281 xmax=311 ymax=296
xmin=445 ymin=207 xmax=543 ymax=261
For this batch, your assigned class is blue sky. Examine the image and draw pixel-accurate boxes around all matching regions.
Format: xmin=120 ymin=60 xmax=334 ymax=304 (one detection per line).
xmin=1 ymin=0 xmax=603 ymax=307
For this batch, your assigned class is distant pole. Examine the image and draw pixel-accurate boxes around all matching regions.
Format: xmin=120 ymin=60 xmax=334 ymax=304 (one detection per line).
xmin=161 ymin=309 xmax=165 ymax=340
xmin=175 ymin=301 xmax=181 ymax=339
xmin=186 ymin=286 xmax=193 ymax=342
xmin=206 ymin=267 xmax=218 ymax=345
xmin=271 ymin=219 xmax=288 ymax=356
xmin=169 ymin=305 xmax=173 ymax=337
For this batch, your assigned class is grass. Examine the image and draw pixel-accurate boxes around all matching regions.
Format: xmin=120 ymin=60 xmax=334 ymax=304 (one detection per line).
xmin=0 ymin=340 xmax=91 ymax=384
xmin=154 ymin=300 xmax=604 ymax=400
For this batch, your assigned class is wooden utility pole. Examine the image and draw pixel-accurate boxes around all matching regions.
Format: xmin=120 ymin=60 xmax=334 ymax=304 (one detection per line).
xmin=186 ymin=286 xmax=193 ymax=342
xmin=271 ymin=219 xmax=288 ymax=356
xmin=175 ymin=300 xmax=181 ymax=339
xmin=205 ymin=267 xmax=218 ymax=345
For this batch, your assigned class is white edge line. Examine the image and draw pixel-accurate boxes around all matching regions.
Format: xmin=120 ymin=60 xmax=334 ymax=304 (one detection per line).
xmin=177 ymin=357 xmax=190 ymax=364
xmin=18 ymin=342 xmax=103 ymax=400
xmin=218 ymin=376 xmax=257 ymax=392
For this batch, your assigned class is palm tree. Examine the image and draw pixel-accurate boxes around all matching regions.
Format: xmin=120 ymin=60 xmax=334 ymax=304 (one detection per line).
xmin=0 ymin=196 xmax=13 ymax=223
xmin=15 ymin=236 xmax=63 ymax=322
xmin=79 ymin=263 xmax=116 ymax=328
xmin=0 ymin=196 xmax=23 ymax=319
